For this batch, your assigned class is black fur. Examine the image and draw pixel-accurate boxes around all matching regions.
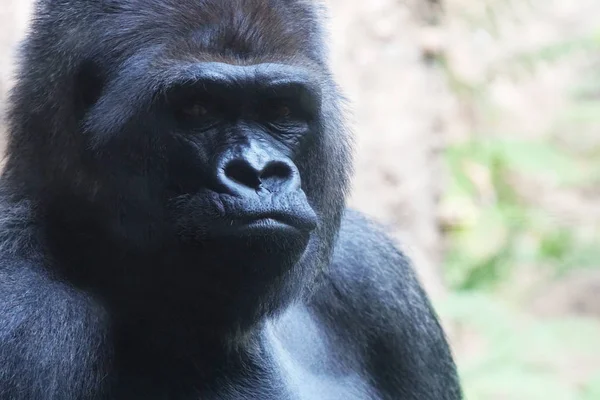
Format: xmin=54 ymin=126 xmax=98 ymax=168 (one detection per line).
xmin=0 ymin=0 xmax=462 ymax=399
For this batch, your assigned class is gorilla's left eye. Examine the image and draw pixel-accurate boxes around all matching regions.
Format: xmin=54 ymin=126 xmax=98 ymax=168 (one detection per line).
xmin=264 ymin=100 xmax=300 ymax=123
xmin=274 ymin=104 xmax=291 ymax=119
xmin=262 ymin=99 xmax=310 ymax=135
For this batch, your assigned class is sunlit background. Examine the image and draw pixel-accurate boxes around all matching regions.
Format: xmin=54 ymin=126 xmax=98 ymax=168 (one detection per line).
xmin=1 ymin=1 xmax=599 ymax=398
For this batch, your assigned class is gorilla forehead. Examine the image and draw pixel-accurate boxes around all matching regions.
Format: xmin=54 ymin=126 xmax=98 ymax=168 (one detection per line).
xmin=41 ymin=0 xmax=326 ymax=63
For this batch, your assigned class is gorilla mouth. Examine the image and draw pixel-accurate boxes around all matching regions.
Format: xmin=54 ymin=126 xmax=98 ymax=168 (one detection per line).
xmin=172 ymin=190 xmax=318 ymax=240
xmin=214 ymin=210 xmax=318 ymax=238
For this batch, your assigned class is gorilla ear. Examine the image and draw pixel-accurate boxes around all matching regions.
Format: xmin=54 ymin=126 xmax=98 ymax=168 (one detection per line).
xmin=74 ymin=60 xmax=106 ymax=119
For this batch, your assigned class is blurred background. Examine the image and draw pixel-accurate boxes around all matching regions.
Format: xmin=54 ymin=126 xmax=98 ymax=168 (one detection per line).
xmin=1 ymin=0 xmax=599 ymax=398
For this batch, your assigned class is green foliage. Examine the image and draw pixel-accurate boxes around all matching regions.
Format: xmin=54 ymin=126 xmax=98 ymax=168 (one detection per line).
xmin=443 ymin=137 xmax=600 ymax=290
xmin=511 ymin=28 xmax=600 ymax=69
xmin=438 ymin=293 xmax=600 ymax=400
xmin=441 ymin=24 xmax=600 ymax=291
xmin=439 ymin=3 xmax=600 ymax=399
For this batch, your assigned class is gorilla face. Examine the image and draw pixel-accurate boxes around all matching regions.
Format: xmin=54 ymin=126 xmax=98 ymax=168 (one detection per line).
xmin=160 ymin=62 xmax=322 ymax=289
xmin=163 ymin=63 xmax=320 ymax=245
xmin=87 ymin=61 xmax=323 ymax=251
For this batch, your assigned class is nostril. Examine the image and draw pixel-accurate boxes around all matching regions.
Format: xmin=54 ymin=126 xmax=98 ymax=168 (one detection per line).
xmin=260 ymin=161 xmax=297 ymax=192
xmin=219 ymin=157 xmax=299 ymax=195
xmin=261 ymin=162 xmax=293 ymax=182
xmin=224 ymin=159 xmax=261 ymax=189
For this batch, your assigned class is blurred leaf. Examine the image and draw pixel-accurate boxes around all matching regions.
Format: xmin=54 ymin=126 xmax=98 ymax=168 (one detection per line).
xmin=583 ymin=373 xmax=600 ymax=400
xmin=538 ymin=229 xmax=573 ymax=261
xmin=511 ymin=28 xmax=600 ymax=66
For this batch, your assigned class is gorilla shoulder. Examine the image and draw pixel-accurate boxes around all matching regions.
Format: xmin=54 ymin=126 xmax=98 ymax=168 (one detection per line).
xmin=306 ymin=210 xmax=461 ymax=400
xmin=323 ymin=209 xmax=428 ymax=312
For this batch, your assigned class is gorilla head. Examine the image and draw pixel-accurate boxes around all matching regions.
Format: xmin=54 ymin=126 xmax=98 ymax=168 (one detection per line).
xmin=4 ymin=0 xmax=352 ymax=336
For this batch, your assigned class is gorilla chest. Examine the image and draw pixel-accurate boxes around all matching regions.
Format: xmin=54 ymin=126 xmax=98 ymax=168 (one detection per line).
xmin=215 ymin=373 xmax=377 ymax=400
xmin=238 ymin=308 xmax=380 ymax=400
xmin=114 ymin=313 xmax=378 ymax=400
xmin=211 ymin=351 xmax=378 ymax=400
xmin=204 ymin=308 xmax=379 ymax=400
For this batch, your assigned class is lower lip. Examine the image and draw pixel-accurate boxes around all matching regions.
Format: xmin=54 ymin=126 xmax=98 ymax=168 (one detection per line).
xmin=231 ymin=218 xmax=300 ymax=236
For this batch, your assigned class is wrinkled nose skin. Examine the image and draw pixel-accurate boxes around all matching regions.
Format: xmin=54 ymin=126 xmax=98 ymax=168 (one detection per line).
xmin=216 ymin=145 xmax=301 ymax=197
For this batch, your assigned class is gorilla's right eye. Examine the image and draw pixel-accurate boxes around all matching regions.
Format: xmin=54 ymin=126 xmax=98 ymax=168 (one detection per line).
xmin=174 ymin=98 xmax=219 ymax=130
xmin=182 ymin=102 xmax=209 ymax=118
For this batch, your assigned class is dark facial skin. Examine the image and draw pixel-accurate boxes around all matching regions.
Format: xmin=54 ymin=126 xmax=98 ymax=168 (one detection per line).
xmin=162 ymin=62 xmax=320 ymax=240
xmin=0 ymin=1 xmax=461 ymax=399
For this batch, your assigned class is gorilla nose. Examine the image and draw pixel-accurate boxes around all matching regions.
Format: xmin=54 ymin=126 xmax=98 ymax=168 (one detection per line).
xmin=218 ymin=156 xmax=301 ymax=196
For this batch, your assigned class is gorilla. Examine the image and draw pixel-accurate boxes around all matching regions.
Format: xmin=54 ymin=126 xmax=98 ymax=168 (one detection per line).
xmin=0 ymin=0 xmax=461 ymax=399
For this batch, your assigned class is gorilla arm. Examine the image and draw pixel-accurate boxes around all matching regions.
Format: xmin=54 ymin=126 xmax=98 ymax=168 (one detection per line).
xmin=310 ymin=210 xmax=462 ymax=400
xmin=0 ymin=255 xmax=110 ymax=400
